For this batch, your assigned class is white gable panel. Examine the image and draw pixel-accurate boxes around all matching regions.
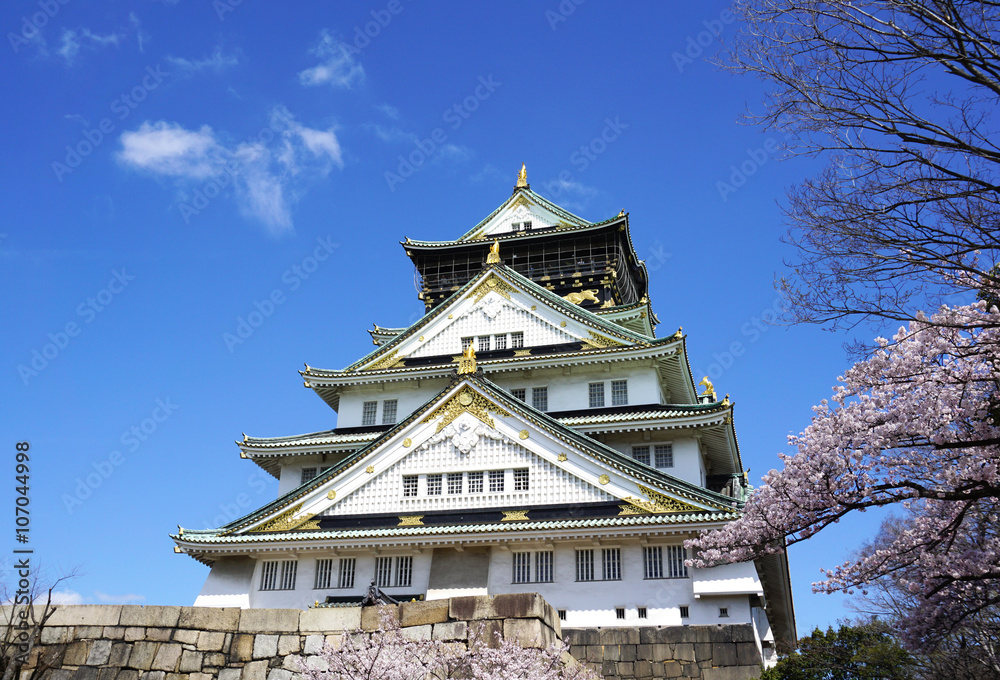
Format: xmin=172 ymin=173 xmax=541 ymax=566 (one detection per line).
xmin=324 ymin=419 xmax=613 ymax=516
xmin=409 ymin=292 xmax=579 ymax=358
xmin=474 ymin=197 xmax=576 ymax=239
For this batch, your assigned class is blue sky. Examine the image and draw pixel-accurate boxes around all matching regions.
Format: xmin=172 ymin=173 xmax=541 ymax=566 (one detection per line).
xmin=2 ymin=1 xmax=880 ymax=634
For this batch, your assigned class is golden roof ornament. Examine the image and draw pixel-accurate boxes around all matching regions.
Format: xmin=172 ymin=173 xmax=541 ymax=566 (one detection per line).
xmin=516 ymin=163 xmax=528 ymax=188
xmin=458 ymin=343 xmax=478 ymax=374
xmin=697 ymin=376 xmax=716 ymax=399
xmin=486 ymin=239 xmax=501 ymax=264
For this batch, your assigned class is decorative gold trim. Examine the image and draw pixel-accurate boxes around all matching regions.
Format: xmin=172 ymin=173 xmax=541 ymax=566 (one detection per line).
xmin=563 ymin=289 xmax=599 ymax=305
xmin=513 ymin=349 xmax=531 ymax=356
xmin=457 ymin=344 xmax=478 ymax=375
xmin=582 ymin=331 xmax=624 ymax=350
xmin=519 ymin=430 xmax=530 ymax=440
xmin=366 ymin=465 xmax=375 ymax=474
xmin=516 ymin=162 xmax=528 ymax=188
xmin=398 ymin=515 xmax=424 ymax=526
xmin=466 ymin=273 xmax=517 ymax=303
xmin=598 ymin=474 xmax=610 ymax=485
xmin=723 ymin=416 xmax=733 ymax=425
xmin=249 ymin=503 xmax=322 ymax=533
xmin=559 ymin=321 xmax=567 ymax=328
xmin=502 ymin=510 xmax=529 ymax=521
xmin=531 ymin=304 xmax=537 ymax=310
xmin=403 ymin=438 xmax=412 ymax=447
xmin=558 ymin=453 xmax=568 ymax=462
xmin=327 ymin=489 xmax=337 ymax=500
xmin=486 ymin=239 xmax=501 ymax=264
xmin=418 ymin=335 xmax=425 ymax=341
xmin=617 ymin=485 xmax=704 ymax=515
xmin=698 ymin=376 xmax=716 ymax=400
xmin=422 ymin=386 xmax=512 ymax=433
xmin=174 ymin=546 xmax=182 ymax=553
xmin=363 ymin=350 xmax=401 ymax=372
xmin=671 ymin=326 xmax=683 ymax=340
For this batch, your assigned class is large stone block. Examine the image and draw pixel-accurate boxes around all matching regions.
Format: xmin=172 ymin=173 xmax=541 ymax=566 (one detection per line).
xmin=217 ymin=668 xmax=241 ymax=680
xmin=128 ymin=642 xmax=159 ymax=671
xmin=47 ymin=606 xmax=122 ymax=628
xmin=299 ymin=607 xmax=361 ymax=633
xmin=151 ymin=643 xmax=182 ymax=672
xmin=277 ymin=635 xmax=300 ymax=655
xmin=41 ymin=627 xmax=74 ymax=645
xmin=599 ymin=628 xmax=639 ymax=646
xmin=620 ymin=644 xmax=636 ymax=662
xmin=230 ymin=634 xmax=255 ymax=662
xmin=124 ymin=628 xmax=146 ymax=642
xmin=563 ymin=629 xmax=599 ymax=646
xmin=239 ymin=610 xmax=300 ymax=634
xmin=252 ymin=634 xmax=278 ymax=659
xmin=503 ymin=619 xmax=549 ymax=649
xmin=713 ymin=643 xmax=739 ymax=666
xmin=139 ymin=672 xmax=165 ymax=680
xmin=432 ymin=621 xmax=467 ymax=641
xmin=399 ymin=600 xmax=449 ymax=627
xmin=196 ymin=632 xmax=226 ymax=652
xmin=633 ymin=659 xmax=653 ymax=678
xmin=736 ymin=642 xmax=762 ymax=666
xmin=120 ymin=607 xmax=181 ymax=628
xmin=447 ymin=596 xmax=491 ymax=621
xmin=72 ymin=667 xmax=99 ymax=680
xmin=102 ymin=627 xmax=125 ymax=640
xmin=86 ymin=640 xmax=113 ymax=666
xmin=178 ymin=650 xmax=203 ymax=672
xmin=63 ymin=641 xmax=91 ymax=666
xmin=399 ymin=624 xmax=431 ymax=641
xmin=177 ymin=607 xmax=241 ymax=632
xmin=302 ymin=635 xmax=324 ymax=655
xmin=117 ymin=671 xmax=139 ymax=680
xmin=108 ymin=642 xmax=132 ymax=667
xmin=242 ymin=661 xmax=269 ymax=680
xmin=203 ymin=652 xmax=227 ymax=667
xmin=673 ymin=643 xmax=696 ymax=662
xmin=703 ymin=667 xmax=760 ymax=680
xmin=490 ymin=593 xmax=546 ymax=620
xmin=172 ymin=629 xmax=199 ymax=645
xmin=360 ymin=605 xmax=398 ymax=631
xmin=266 ymin=670 xmax=293 ymax=680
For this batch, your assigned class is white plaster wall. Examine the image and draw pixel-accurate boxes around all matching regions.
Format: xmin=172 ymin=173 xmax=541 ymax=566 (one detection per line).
xmin=193 ymin=557 xmax=254 ymax=608
xmin=337 ymin=381 xmax=447 ymax=429
xmin=603 ymin=436 xmax=704 ymax=487
xmin=691 ymin=561 xmax=763 ymax=597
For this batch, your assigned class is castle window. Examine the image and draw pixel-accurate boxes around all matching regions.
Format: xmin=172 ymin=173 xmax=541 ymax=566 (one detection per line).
xmin=615 ymin=607 xmax=626 ymax=620
xmin=638 ymin=607 xmax=647 ymax=619
xmin=395 ymin=556 xmax=413 ymax=587
xmin=468 ymin=471 xmax=484 ymax=493
xmin=611 ymin=380 xmax=628 ymax=406
xmin=514 ymin=468 xmax=530 ymax=491
xmin=488 ymin=470 xmax=504 ymax=492
xmin=447 ymin=473 xmax=463 ymax=494
xmin=511 ymin=388 xmax=526 ymax=401
xmin=536 ymin=551 xmax=553 ymax=582
xmin=495 ymin=334 xmax=508 ymax=350
xmin=478 ymin=336 xmax=491 ymax=352
xmin=260 ymin=560 xmax=297 ymax=591
xmin=719 ymin=607 xmax=729 ymax=618
xmin=558 ymin=610 xmax=567 ymax=621
xmin=666 ymin=545 xmax=688 ymax=578
xmin=382 ymin=399 xmax=397 ymax=425
xmin=589 ymin=382 xmax=605 ymax=408
xmin=523 ymin=221 xmax=533 ymax=231
xmin=632 ymin=445 xmax=650 ymax=466
xmin=338 ymin=558 xmax=356 ymax=589
xmin=375 ymin=557 xmax=392 ymax=587
xmin=314 ymin=559 xmax=334 ymax=589
xmin=300 ymin=467 xmax=318 ymax=484
xmin=427 ymin=474 xmax=443 ymax=496
xmin=679 ymin=605 xmax=690 ymax=619
xmin=461 ymin=337 xmax=473 ymax=351
xmin=512 ymin=550 xmax=552 ymax=584
xmin=402 ymin=475 xmax=418 ymax=497
xmin=575 ymin=549 xmax=594 ymax=581
xmin=511 ymin=331 xmax=524 ymax=348
xmin=362 ymin=401 xmax=378 ymax=426
xmin=643 ymin=546 xmax=663 ymax=579
xmin=531 ymin=387 xmax=548 ymax=411
xmin=602 ymin=548 xmax=622 ymax=581
xmin=512 ymin=552 xmax=531 ymax=584
xmin=655 ymin=444 xmax=674 ymax=468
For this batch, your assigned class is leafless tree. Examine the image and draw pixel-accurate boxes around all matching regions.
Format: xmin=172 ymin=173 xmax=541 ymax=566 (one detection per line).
xmin=0 ymin=570 xmax=78 ymax=680
xmin=726 ymin=1 xmax=1000 ymax=331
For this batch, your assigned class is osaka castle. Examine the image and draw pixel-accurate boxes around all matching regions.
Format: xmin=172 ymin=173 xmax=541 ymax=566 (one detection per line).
xmin=172 ymin=164 xmax=795 ymax=653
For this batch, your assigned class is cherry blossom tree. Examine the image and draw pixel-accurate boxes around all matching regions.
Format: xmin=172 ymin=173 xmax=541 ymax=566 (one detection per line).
xmin=300 ymin=606 xmax=599 ymax=680
xmin=688 ymin=296 xmax=1000 ymax=649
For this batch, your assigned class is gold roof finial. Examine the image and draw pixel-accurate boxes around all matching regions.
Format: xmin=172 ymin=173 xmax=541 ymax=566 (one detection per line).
xmin=697 ymin=376 xmax=716 ymax=400
xmin=516 ymin=163 xmax=528 ymax=188
xmin=458 ymin=343 xmax=478 ymax=374
xmin=486 ymin=239 xmax=501 ymax=264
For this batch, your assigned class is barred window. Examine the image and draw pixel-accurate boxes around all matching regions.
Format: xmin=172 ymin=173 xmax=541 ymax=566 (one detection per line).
xmin=655 ymin=444 xmax=674 ymax=468
xmin=632 ymin=445 xmax=650 ymax=465
xmin=602 ymin=548 xmax=622 ymax=581
xmin=260 ymin=560 xmax=297 ymax=591
xmin=638 ymin=607 xmax=647 ymax=619
xmin=615 ymin=607 xmax=626 ymax=620
xmin=643 ymin=546 xmax=663 ymax=579
xmin=679 ymin=605 xmax=690 ymax=618
xmin=468 ymin=471 xmax=484 ymax=493
xmin=461 ymin=337 xmax=473 ymax=351
xmin=280 ymin=561 xmax=297 ymax=590
xmin=495 ymin=334 xmax=507 ymax=350
xmin=666 ymin=545 xmax=688 ymax=578
xmin=478 ymin=336 xmax=491 ymax=352
xmin=427 ymin=474 xmax=443 ymax=496
xmin=611 ymin=380 xmax=628 ymax=406
xmin=536 ymin=551 xmax=553 ymax=583
xmin=531 ymin=386 xmax=548 ymax=411
xmin=511 ymin=331 xmax=524 ymax=348
xmin=488 ymin=470 xmax=504 ymax=492
xmin=511 ymin=388 xmax=526 ymax=401
xmin=374 ymin=557 xmax=393 ymax=587
xmin=513 ymin=468 xmax=529 ymax=491
xmin=300 ymin=467 xmax=318 ymax=484
xmin=361 ymin=401 xmax=378 ymax=426
xmin=589 ymin=382 xmax=605 ymax=408
xmin=447 ymin=473 xmax=462 ymax=495
xmin=314 ymin=558 xmax=334 ymax=589
xmin=575 ymin=549 xmax=594 ymax=581
xmin=395 ymin=556 xmax=413 ymax=587
xmin=402 ymin=475 xmax=418 ymax=497
xmin=512 ymin=552 xmax=531 ymax=584
xmin=338 ymin=558 xmax=356 ymax=589
xmin=382 ymin=399 xmax=397 ymax=425
xmin=719 ymin=607 xmax=729 ymax=618
xmin=259 ymin=561 xmax=278 ymax=591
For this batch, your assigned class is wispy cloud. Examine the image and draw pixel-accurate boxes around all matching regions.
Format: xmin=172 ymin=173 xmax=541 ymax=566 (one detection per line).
xmin=117 ymin=108 xmax=343 ymax=234
xmin=58 ymin=27 xmax=126 ymax=64
xmin=95 ymin=591 xmax=146 ymax=604
xmin=167 ymin=47 xmax=241 ymax=73
xmin=298 ymin=30 xmax=364 ymax=89
xmin=48 ymin=590 xmax=85 ymax=605
xmin=376 ymin=103 xmax=400 ymax=120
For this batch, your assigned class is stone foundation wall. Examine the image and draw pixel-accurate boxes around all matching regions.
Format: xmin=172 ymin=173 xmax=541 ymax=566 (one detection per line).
xmin=564 ymin=625 xmax=762 ymax=680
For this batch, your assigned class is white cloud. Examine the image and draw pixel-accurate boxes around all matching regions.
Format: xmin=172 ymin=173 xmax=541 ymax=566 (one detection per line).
xmin=167 ymin=47 xmax=241 ymax=73
xmin=95 ymin=591 xmax=146 ymax=604
xmin=376 ymin=103 xmax=400 ymax=120
xmin=58 ymin=27 xmax=125 ymax=64
xmin=298 ymin=30 xmax=364 ymax=89
xmin=47 ymin=590 xmax=85 ymax=605
xmin=117 ymin=109 xmax=343 ymax=234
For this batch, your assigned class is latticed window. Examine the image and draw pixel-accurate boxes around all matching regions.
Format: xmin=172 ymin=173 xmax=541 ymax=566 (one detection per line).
xmin=489 ymin=470 xmax=504 ymax=492
xmin=611 ymin=380 xmax=628 ymax=406
xmin=666 ymin=545 xmax=688 ymax=578
xmin=602 ymin=548 xmax=621 ymax=581
xmin=513 ymin=468 xmax=529 ymax=491
xmin=259 ymin=561 xmax=278 ymax=590
xmin=260 ymin=560 xmax=296 ymax=590
xmin=589 ymin=382 xmax=605 ymax=408
xmin=512 ymin=552 xmax=531 ymax=584
xmin=511 ymin=388 xmax=526 ymax=401
xmin=576 ymin=549 xmax=594 ymax=581
xmin=447 ymin=473 xmax=462 ymax=495
xmin=382 ymin=399 xmax=397 ymax=425
xmin=300 ymin=467 xmax=318 ymax=484
xmin=402 ymin=475 xmax=418 ymax=497
xmin=362 ymin=401 xmax=378 ymax=426
xmin=478 ymin=336 xmax=491 ymax=352
xmin=461 ymin=337 xmax=473 ymax=351
xmin=395 ymin=556 xmax=413 ymax=587
xmin=655 ymin=444 xmax=673 ymax=468
xmin=468 ymin=471 xmax=484 ymax=493
xmin=314 ymin=558 xmax=334 ymax=589
xmin=511 ymin=331 xmax=524 ymax=348
xmin=375 ymin=557 xmax=392 ymax=587
xmin=427 ymin=474 xmax=442 ymax=496
xmin=338 ymin=558 xmax=356 ymax=589
xmin=536 ymin=551 xmax=553 ymax=583
xmin=643 ymin=546 xmax=663 ymax=579
xmin=632 ymin=445 xmax=650 ymax=465
xmin=531 ymin=387 xmax=548 ymax=411
xmin=495 ymin=334 xmax=507 ymax=350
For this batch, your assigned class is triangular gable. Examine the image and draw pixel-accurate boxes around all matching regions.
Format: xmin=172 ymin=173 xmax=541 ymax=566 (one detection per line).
xmin=346 ymin=265 xmax=657 ymax=373
xmin=225 ymin=376 xmax=738 ymax=536
xmin=462 ymin=189 xmax=591 ymax=241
